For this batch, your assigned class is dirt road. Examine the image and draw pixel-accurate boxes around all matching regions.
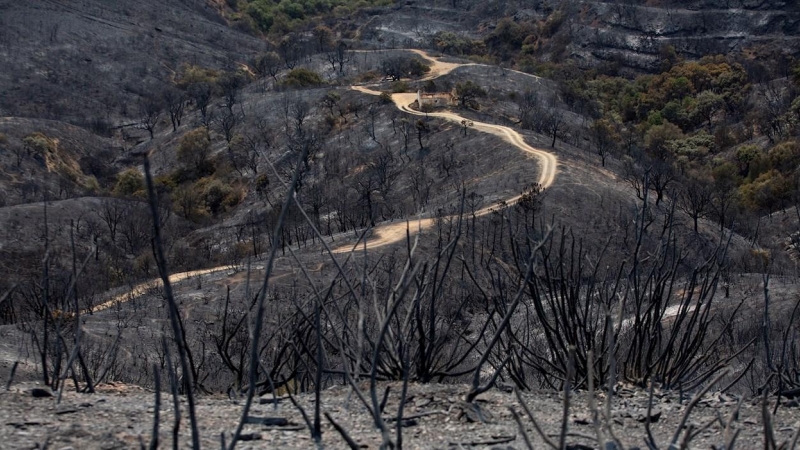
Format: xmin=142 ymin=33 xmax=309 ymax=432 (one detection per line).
xmin=86 ymin=50 xmax=558 ymax=310
xmin=88 ymin=265 xmax=254 ymax=314
xmin=339 ymin=51 xmax=558 ymax=252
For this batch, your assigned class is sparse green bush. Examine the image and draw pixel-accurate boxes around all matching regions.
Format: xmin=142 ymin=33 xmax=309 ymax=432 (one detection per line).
xmin=23 ymin=132 xmax=55 ymax=156
xmin=332 ymin=5 xmax=350 ymax=17
xmin=176 ymin=65 xmax=220 ymax=89
xmin=467 ymin=54 xmax=497 ymax=66
xmin=173 ymin=184 xmax=204 ymax=220
xmin=21 ymin=132 xmax=92 ymax=190
xmin=281 ymin=68 xmax=324 ymax=88
xmin=242 ymin=0 xmax=391 ymax=33
xmin=539 ymin=9 xmax=565 ymax=38
xmin=431 ymin=31 xmax=486 ymax=56
xmin=255 ymin=173 xmax=269 ymax=193
xmin=379 ymin=92 xmax=393 ymax=104
xmin=356 ymin=71 xmax=380 ymax=83
xmin=323 ymin=114 xmax=338 ymax=129
xmin=155 ymin=174 xmax=177 ymax=190
xmin=113 ymin=168 xmax=145 ymax=197
xmin=380 ymin=56 xmax=431 ymax=81
xmin=230 ymin=12 xmax=258 ymax=34
xmin=390 ymin=81 xmax=410 ymax=93
xmin=133 ymin=252 xmax=156 ymax=277
xmin=485 ymin=18 xmax=530 ymax=54
xmin=195 ymin=177 xmax=241 ymax=216
xmin=84 ymin=176 xmax=100 ymax=194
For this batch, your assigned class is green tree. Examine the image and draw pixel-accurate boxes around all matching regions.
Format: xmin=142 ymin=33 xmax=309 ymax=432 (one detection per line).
xmin=768 ymin=140 xmax=800 ymax=172
xmin=739 ymin=170 xmax=794 ymax=213
xmin=177 ymin=128 xmax=213 ymax=175
xmin=735 ymin=145 xmax=759 ymax=178
xmin=321 ymin=91 xmax=341 ymax=117
xmin=253 ymin=52 xmax=282 ymax=81
xmin=658 ymin=44 xmax=680 ymax=72
xmin=195 ymin=177 xmax=240 ymax=216
xmin=380 ymin=56 xmax=430 ymax=81
xmin=246 ymin=2 xmax=274 ymax=32
xmin=312 ymin=25 xmax=334 ymax=52
xmin=692 ymin=90 xmax=724 ymax=130
xmin=113 ymin=168 xmax=145 ymax=197
xmin=590 ymin=118 xmax=620 ymax=167
xmin=455 ymin=80 xmax=487 ymax=108
xmin=173 ymin=184 xmax=202 ymax=220
xmin=644 ymin=121 xmax=683 ymax=159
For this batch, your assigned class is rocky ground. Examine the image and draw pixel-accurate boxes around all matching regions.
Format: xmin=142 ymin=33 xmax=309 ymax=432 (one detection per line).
xmin=3 ymin=380 xmax=800 ymax=449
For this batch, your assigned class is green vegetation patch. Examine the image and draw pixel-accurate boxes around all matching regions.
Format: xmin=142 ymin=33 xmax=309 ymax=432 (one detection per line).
xmin=22 ymin=132 xmax=97 ymax=192
xmin=281 ymin=68 xmax=324 ymax=88
xmin=176 ymin=64 xmax=221 ymax=89
xmin=112 ymin=168 xmax=145 ymax=198
xmin=239 ymin=0 xmax=393 ymax=34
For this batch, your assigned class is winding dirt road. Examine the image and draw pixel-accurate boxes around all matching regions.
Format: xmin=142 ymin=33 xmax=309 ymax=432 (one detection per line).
xmin=334 ymin=50 xmax=558 ymax=252
xmin=87 ymin=266 xmax=254 ymax=314
xmin=86 ymin=50 xmax=558 ymax=312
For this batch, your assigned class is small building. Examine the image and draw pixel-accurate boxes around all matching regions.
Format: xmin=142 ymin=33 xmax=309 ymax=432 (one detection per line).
xmin=416 ymin=89 xmax=457 ymax=108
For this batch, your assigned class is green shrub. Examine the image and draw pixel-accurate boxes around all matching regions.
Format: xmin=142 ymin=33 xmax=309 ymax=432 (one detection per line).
xmin=173 ymin=185 xmax=203 ymax=220
xmin=281 ymin=1 xmax=305 ymax=19
xmin=332 ymin=5 xmax=351 ymax=17
xmin=230 ymin=13 xmax=258 ymax=34
xmin=380 ymin=56 xmax=430 ymax=81
xmin=154 ymin=174 xmax=177 ymax=192
xmin=23 ymin=132 xmax=55 ymax=155
xmin=177 ymin=128 xmax=213 ymax=177
xmin=644 ymin=121 xmax=683 ymax=156
xmin=113 ymin=168 xmax=145 ymax=197
xmin=768 ymin=140 xmax=800 ymax=173
xmin=241 ymin=0 xmax=390 ymax=34
xmin=194 ymin=177 xmax=242 ymax=216
xmin=324 ymin=114 xmax=338 ymax=129
xmin=84 ymin=176 xmax=100 ymax=194
xmin=176 ymin=65 xmax=220 ymax=89
xmin=432 ymin=31 xmax=486 ymax=56
xmin=739 ymin=170 xmax=794 ymax=212
xmin=356 ymin=71 xmax=380 ymax=83
xmin=133 ymin=252 xmax=156 ymax=277
xmin=390 ymin=81 xmax=410 ymax=93
xmin=281 ymin=68 xmax=324 ymax=88
xmin=246 ymin=2 xmax=274 ymax=32
xmin=379 ymin=92 xmax=394 ymax=104
xmin=539 ymin=9 xmax=565 ymax=38
xmin=455 ymin=80 xmax=487 ymax=107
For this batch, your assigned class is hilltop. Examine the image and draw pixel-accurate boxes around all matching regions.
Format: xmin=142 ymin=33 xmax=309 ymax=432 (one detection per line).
xmin=0 ymin=0 xmax=264 ymax=123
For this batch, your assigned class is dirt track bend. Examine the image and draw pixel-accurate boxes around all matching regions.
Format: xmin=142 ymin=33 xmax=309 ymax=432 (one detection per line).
xmin=86 ymin=50 xmax=558 ymax=312
xmin=87 ymin=266 xmax=263 ymax=314
xmin=334 ymin=50 xmax=558 ymax=253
